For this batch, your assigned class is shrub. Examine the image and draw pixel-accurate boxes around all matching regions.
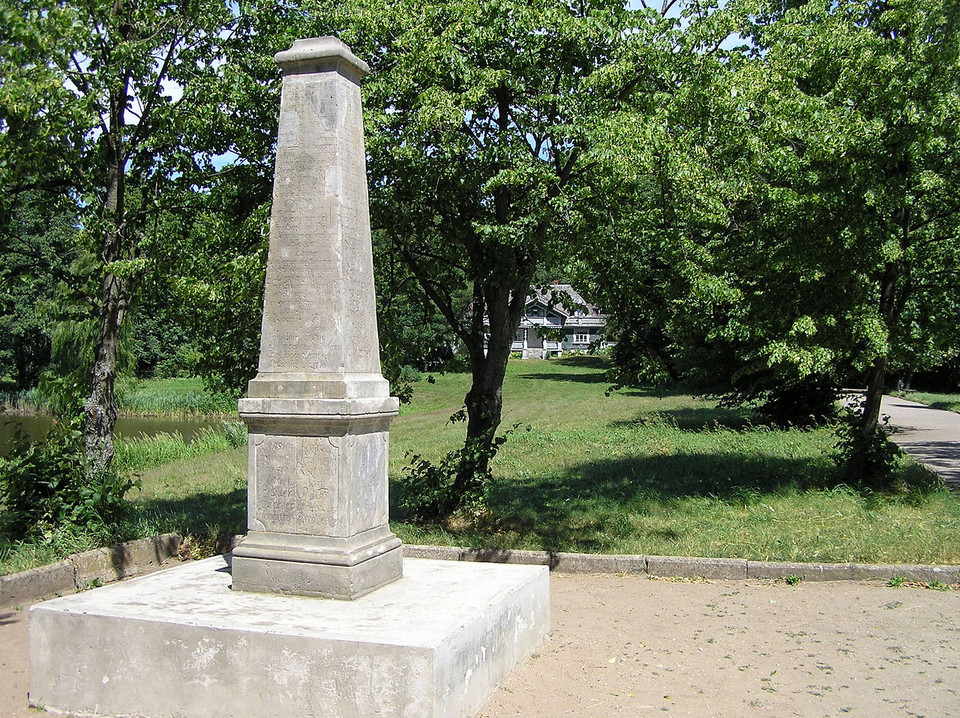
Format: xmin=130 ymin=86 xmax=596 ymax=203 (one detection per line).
xmin=397 ymin=423 xmax=523 ymax=523
xmin=834 ymin=411 xmax=902 ymax=491
xmin=0 ymin=415 xmax=139 ymax=539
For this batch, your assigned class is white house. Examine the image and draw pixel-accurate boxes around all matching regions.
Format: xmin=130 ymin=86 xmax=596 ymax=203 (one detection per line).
xmin=512 ymin=284 xmax=609 ymax=359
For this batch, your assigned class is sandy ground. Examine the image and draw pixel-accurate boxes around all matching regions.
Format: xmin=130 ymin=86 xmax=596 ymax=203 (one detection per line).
xmin=2 ymin=573 xmax=957 ymax=718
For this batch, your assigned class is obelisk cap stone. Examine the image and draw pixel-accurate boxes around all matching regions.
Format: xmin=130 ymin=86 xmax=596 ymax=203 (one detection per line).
xmin=274 ymin=36 xmax=370 ymax=78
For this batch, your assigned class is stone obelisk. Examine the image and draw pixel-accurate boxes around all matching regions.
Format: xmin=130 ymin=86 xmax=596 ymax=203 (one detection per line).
xmin=231 ymin=36 xmax=403 ymax=599
xmin=29 ymin=38 xmax=548 ymax=718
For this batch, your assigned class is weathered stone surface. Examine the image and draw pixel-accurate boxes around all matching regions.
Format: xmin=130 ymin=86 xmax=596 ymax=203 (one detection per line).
xmin=249 ymin=36 xmax=382 ymax=393
xmin=747 ymin=561 xmax=848 ymax=581
xmin=30 ymin=556 xmax=549 ymax=718
xmin=552 ymin=552 xmax=648 ymax=574
xmin=71 ymin=533 xmax=182 ymax=588
xmin=0 ymin=561 xmax=74 ymax=608
xmin=647 ymin=555 xmax=749 ymax=579
xmin=405 ymin=544 xmax=464 ymax=561
xmin=232 ymin=36 xmax=402 ymax=598
xmin=862 ymin=563 xmax=960 ymax=584
xmin=461 ymin=547 xmax=554 ymax=566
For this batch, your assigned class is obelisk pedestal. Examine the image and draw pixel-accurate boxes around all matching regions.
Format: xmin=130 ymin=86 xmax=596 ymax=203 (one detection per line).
xmin=28 ymin=37 xmax=549 ymax=718
xmin=231 ymin=37 xmax=402 ymax=599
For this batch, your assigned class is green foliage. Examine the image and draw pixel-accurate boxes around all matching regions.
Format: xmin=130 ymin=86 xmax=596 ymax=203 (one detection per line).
xmin=0 ymin=195 xmax=75 ymax=391
xmin=397 ymin=421 xmax=523 ymax=523
xmin=299 ymin=0 xmax=681 ymax=491
xmin=114 ymin=422 xmax=246 ymax=473
xmin=888 ymin=575 xmax=906 ymax=588
xmin=0 ymin=0 xmax=251 ymax=474
xmin=170 ymin=202 xmax=269 ymax=396
xmin=589 ymin=0 xmax=960 ymax=430
xmin=784 ymin=574 xmax=801 ymax=586
xmin=834 ymin=411 xmax=903 ymax=491
xmin=0 ymin=414 xmax=139 ymax=539
xmin=116 ymin=377 xmax=238 ymax=416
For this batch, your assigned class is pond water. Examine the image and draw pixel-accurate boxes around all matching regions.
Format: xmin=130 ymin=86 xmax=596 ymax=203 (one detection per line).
xmin=0 ymin=413 xmax=226 ymax=457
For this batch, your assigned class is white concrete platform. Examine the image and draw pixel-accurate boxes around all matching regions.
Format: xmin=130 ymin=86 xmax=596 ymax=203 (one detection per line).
xmin=29 ymin=556 xmax=549 ymax=718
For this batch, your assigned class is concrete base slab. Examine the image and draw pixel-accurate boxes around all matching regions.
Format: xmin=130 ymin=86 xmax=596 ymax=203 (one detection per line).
xmin=29 ymin=556 xmax=549 ymax=718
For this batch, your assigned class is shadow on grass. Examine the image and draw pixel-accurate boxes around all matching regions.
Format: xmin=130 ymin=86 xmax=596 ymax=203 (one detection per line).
xmin=517 ymin=370 xmax=609 ymax=384
xmin=391 ymin=449 xmax=841 ymax=552
xmin=613 ymin=406 xmax=755 ymax=432
xmin=133 ymin=489 xmax=246 ymax=548
xmin=515 ymin=355 xmax=611 ymax=384
xmin=553 ymin=355 xmax=610 ymax=370
xmin=488 ymin=453 xmax=837 ymax=552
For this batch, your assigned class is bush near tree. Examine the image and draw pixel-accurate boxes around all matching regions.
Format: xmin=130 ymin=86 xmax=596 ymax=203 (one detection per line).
xmin=586 ymin=0 xmax=960 ymax=486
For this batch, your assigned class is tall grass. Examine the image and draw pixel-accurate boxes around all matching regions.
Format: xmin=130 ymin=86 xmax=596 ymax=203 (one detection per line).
xmin=2 ymin=377 xmax=238 ymax=417
xmin=114 ymin=421 xmax=247 ymax=473
xmin=116 ymin=377 xmax=238 ymax=417
xmin=0 ymin=388 xmax=41 ymax=412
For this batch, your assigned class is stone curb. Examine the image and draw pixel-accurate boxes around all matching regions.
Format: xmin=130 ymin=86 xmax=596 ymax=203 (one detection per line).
xmin=404 ymin=545 xmax=960 ymax=584
xmin=11 ymin=535 xmax=946 ymax=606
xmin=0 ymin=532 xmax=183 ymax=608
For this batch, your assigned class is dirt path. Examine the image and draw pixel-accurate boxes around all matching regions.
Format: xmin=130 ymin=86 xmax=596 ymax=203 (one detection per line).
xmin=482 ymin=574 xmax=958 ymax=717
xmin=3 ymin=572 xmax=958 ymax=717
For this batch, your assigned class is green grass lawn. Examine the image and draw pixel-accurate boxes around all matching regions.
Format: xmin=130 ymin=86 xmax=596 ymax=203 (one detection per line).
xmin=900 ymin=391 xmax=960 ymax=414
xmin=126 ymin=357 xmax=960 ymax=567
xmin=3 ymin=358 xmax=959 ymax=574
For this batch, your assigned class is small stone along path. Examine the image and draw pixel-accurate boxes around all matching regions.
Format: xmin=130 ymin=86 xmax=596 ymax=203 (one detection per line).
xmin=882 ymin=394 xmax=960 ymax=490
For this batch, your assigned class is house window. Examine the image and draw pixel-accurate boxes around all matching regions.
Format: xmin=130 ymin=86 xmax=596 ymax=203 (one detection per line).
xmin=574 ymin=333 xmax=589 ymax=344
xmin=515 ymin=328 xmax=526 ymax=343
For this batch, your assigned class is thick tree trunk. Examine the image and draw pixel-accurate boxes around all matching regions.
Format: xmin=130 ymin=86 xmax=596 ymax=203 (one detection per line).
xmin=452 ymin=246 xmax=536 ymax=501
xmin=83 ymin=53 xmax=131 ymax=479
xmin=84 ymin=272 xmax=129 ymax=478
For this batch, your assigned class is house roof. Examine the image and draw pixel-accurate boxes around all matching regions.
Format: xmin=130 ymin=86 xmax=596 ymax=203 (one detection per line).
xmin=526 ymin=284 xmax=603 ymax=318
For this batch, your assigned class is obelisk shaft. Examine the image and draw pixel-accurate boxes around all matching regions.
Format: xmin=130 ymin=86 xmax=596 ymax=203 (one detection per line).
xmin=232 ymin=37 xmax=402 ymax=600
xmin=250 ymin=37 xmax=387 ymax=401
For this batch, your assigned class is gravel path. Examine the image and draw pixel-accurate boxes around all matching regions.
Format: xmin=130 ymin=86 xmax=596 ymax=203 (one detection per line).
xmin=481 ymin=573 xmax=959 ymax=717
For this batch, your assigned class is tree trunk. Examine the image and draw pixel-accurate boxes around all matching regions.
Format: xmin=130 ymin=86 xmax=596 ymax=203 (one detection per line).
xmin=859 ymin=256 xmax=901 ymax=438
xmin=84 ymin=271 xmax=129 ymax=478
xmin=83 ymin=40 xmax=132 ymax=479
xmin=860 ymin=353 xmax=888 ymax=438
xmin=452 ymin=247 xmax=536 ymax=501
xmin=846 ymin=256 xmax=900 ymax=482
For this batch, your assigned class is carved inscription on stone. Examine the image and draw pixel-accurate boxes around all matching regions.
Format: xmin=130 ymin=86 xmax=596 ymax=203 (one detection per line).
xmin=346 ymin=433 xmax=389 ymax=534
xmin=277 ymin=110 xmax=300 ymax=149
xmin=254 ymin=436 xmax=340 ymax=536
xmin=304 ymin=78 xmax=344 ymax=132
